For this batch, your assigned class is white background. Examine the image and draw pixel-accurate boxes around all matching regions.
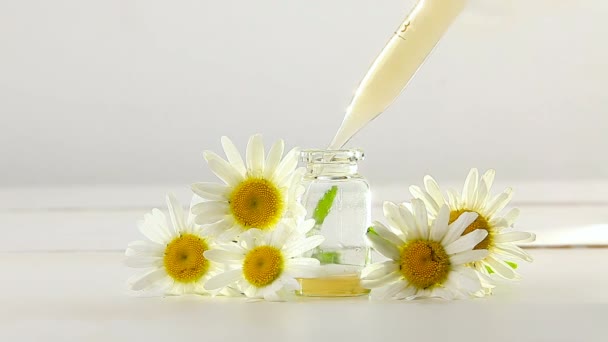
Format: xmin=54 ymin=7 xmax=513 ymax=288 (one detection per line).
xmin=1 ymin=0 xmax=607 ymax=186
xmin=0 ymin=2 xmax=607 ymax=339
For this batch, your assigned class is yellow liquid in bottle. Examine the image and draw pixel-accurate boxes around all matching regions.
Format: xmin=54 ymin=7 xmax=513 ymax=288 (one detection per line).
xmin=329 ymin=0 xmax=468 ymax=149
xmin=297 ymin=274 xmax=370 ymax=297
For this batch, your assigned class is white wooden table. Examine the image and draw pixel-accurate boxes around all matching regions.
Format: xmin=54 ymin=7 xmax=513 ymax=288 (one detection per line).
xmin=1 ymin=184 xmax=607 ymax=341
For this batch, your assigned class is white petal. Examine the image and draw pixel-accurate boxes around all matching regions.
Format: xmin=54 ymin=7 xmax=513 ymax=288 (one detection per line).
xmin=383 ymin=202 xmax=408 ymax=235
xmin=264 ymin=139 xmax=285 ymax=178
xmin=280 ymin=276 xmax=301 ymax=291
xmin=524 ymin=232 xmax=536 ymax=243
xmin=169 ymin=283 xmax=187 ymax=296
xmin=442 ymin=211 xmax=479 ymax=245
xmin=268 ymin=222 xmax=294 ymax=248
xmin=446 ymin=189 xmax=461 ymax=210
xmin=166 ymin=193 xmax=186 ymax=234
xmin=221 ymin=136 xmax=247 ymax=175
xmin=246 ymin=134 xmax=265 ymax=176
xmin=361 ymin=271 xmax=402 ymax=289
xmin=474 ymin=181 xmax=488 ymax=211
xmin=408 ymin=289 xmax=428 ymax=300
xmin=204 ymin=151 xmax=245 ymax=186
xmin=397 ymin=203 xmax=419 ymax=238
xmin=411 ymin=199 xmax=429 ymax=239
xmin=285 ymin=264 xmax=322 ymax=279
xmin=484 ymin=188 xmax=513 ymax=217
xmin=126 ymin=240 xmax=164 ymax=257
xmin=290 ymin=202 xmax=307 ymax=221
xmin=485 ymin=256 xmax=516 ymax=279
xmin=489 ymin=217 xmax=509 ymax=230
xmin=430 ymin=205 xmax=450 ymax=242
xmin=360 ymin=261 xmax=398 ymax=280
xmin=218 ymin=242 xmax=247 ymax=254
xmin=200 ymin=219 xmax=232 ymax=237
xmin=296 ymin=219 xmax=315 ymax=236
xmin=450 ymin=249 xmax=488 ymax=265
xmin=191 ymin=182 xmax=229 ymax=201
xmin=285 ymin=264 xmax=322 ymax=278
xmin=238 ymin=228 xmax=263 ymax=249
xmin=130 ymin=269 xmax=168 ymax=291
xmin=284 ymin=235 xmax=325 ymax=258
xmin=187 ymin=194 xmax=201 ymax=226
xmin=431 ymin=287 xmax=454 ymax=300
xmin=218 ymin=225 xmax=244 ymax=241
xmin=288 ymin=167 xmax=305 ymax=189
xmin=450 ymin=268 xmax=482 ymax=293
xmin=273 ymin=147 xmax=299 ymax=185
xmin=409 ymin=185 xmax=439 ymax=216
xmin=204 ymin=249 xmax=244 ymax=264
xmin=381 ymin=280 xmax=408 ymax=300
xmin=287 ymin=257 xmax=320 ymax=267
xmin=493 ymin=243 xmax=534 ymax=262
xmin=192 ymin=201 xmax=228 ymax=215
xmin=263 ymin=289 xmax=282 ymax=302
xmin=481 ymin=169 xmax=496 ymax=191
xmin=256 ymin=284 xmax=283 ymax=302
xmin=243 ymin=284 xmax=258 ymax=298
xmin=219 ymin=284 xmax=244 ymax=297
xmin=261 ymin=280 xmax=283 ymax=297
xmin=192 ymin=201 xmax=228 ymax=219
xmin=204 ymin=269 xmax=243 ymax=291
xmin=361 ymin=262 xmax=389 ymax=278
xmin=424 ymin=175 xmax=446 ymax=207
xmin=150 ymin=209 xmax=174 ymax=240
xmin=494 ymin=231 xmax=534 ymax=243
xmin=445 ymin=229 xmax=488 ymax=255
xmin=395 ymin=284 xmax=417 ymax=300
xmin=503 ymin=208 xmax=520 ymax=226
xmin=150 ymin=276 xmax=174 ymax=294
xmin=371 ymin=221 xmax=404 ymax=247
xmin=462 ymin=168 xmax=479 ymax=208
xmin=477 ymin=269 xmax=496 ymax=287
xmin=138 ymin=209 xmax=172 ymax=244
xmin=365 ymin=232 xmax=400 ymax=260
xmin=285 ymin=168 xmax=305 ymax=208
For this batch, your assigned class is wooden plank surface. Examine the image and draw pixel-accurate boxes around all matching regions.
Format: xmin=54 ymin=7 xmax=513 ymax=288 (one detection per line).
xmin=1 ymin=183 xmax=607 ymax=251
xmin=0 ymin=249 xmax=605 ymax=341
xmin=0 ymin=184 xmax=606 ymax=341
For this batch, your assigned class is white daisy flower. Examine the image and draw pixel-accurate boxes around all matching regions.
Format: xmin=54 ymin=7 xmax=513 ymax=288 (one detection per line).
xmin=191 ymin=134 xmax=306 ymax=240
xmin=362 ymin=200 xmax=489 ymax=300
xmin=125 ymin=194 xmax=220 ymax=295
xmin=203 ymin=219 xmax=324 ymax=301
xmin=409 ymin=168 xmax=536 ymax=282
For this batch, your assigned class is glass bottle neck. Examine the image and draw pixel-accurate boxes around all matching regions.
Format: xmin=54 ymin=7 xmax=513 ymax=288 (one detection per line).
xmin=305 ymin=162 xmax=359 ymax=179
xmin=300 ymin=149 xmax=364 ymax=180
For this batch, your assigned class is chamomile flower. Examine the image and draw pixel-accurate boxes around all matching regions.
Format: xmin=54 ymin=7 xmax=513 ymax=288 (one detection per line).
xmin=361 ymin=200 xmax=489 ymax=300
xmin=409 ymin=168 xmax=536 ymax=281
xmin=203 ymin=219 xmax=323 ymax=301
xmin=125 ymin=194 xmax=220 ymax=295
xmin=191 ymin=134 xmax=306 ymax=240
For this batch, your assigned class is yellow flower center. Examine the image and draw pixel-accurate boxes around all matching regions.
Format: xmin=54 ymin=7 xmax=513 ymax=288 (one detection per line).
xmin=399 ymin=240 xmax=450 ymax=289
xmin=243 ymin=246 xmax=284 ymax=288
xmin=163 ymin=234 xmax=210 ymax=283
xmin=229 ymin=178 xmax=284 ymax=230
xmin=449 ymin=210 xmax=493 ymax=250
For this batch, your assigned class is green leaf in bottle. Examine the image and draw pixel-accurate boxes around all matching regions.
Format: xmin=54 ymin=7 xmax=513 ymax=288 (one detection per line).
xmin=312 ymin=251 xmax=341 ymax=265
xmin=309 ymin=186 xmax=339 ymax=263
xmin=312 ymin=185 xmax=338 ymax=226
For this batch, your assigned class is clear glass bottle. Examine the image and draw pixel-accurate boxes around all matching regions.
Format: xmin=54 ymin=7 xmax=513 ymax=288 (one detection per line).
xmin=297 ymin=149 xmax=371 ymax=297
